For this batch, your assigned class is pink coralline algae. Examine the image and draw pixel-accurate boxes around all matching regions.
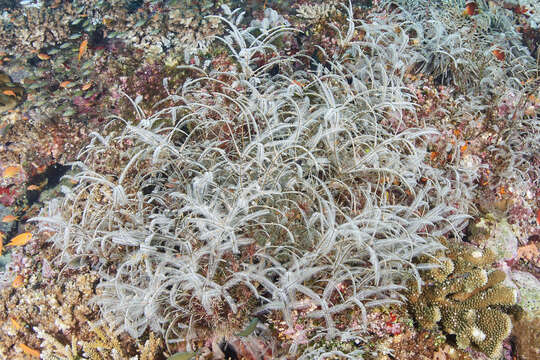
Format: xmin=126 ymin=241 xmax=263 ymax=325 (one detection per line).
xmin=73 ymin=93 xmax=100 ymax=115
xmin=0 ymin=186 xmax=17 ymax=206
xmin=282 ymin=324 xmax=309 ymax=345
xmin=367 ymin=311 xmax=404 ymax=337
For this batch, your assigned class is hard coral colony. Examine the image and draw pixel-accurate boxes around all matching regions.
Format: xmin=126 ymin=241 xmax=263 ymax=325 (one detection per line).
xmin=0 ymin=1 xmax=529 ymax=360
xmin=409 ymin=241 xmax=518 ymax=359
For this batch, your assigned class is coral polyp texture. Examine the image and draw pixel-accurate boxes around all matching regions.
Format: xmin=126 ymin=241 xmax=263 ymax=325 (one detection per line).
xmin=32 ymin=4 xmax=474 ymax=356
xmin=408 ymin=241 xmax=518 ymax=359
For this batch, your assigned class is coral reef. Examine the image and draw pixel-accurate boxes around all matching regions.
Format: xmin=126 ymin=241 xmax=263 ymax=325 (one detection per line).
xmin=0 ymin=1 xmax=537 ymax=359
xmin=0 ymin=222 xmax=165 ymax=359
xmin=408 ymin=241 xmax=518 ymax=359
xmin=296 ymin=2 xmax=338 ymax=21
xmin=0 ymin=0 xmax=227 ymax=208
xmin=0 ymin=0 xmax=19 ymax=10
xmin=34 ymin=318 xmax=164 ymax=360
xmin=384 ymin=0 xmax=536 ymax=92
xmin=0 ymin=0 xmax=220 ymax=58
xmin=0 ymin=265 xmax=99 ymax=358
xmin=33 ymin=3 xmax=474 ymax=357
xmin=383 ymin=0 xmax=539 ymax=250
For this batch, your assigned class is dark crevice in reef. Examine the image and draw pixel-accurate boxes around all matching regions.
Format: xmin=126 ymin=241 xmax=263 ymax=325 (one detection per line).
xmin=88 ymin=26 xmax=106 ymax=49
xmin=124 ymin=0 xmax=143 ymax=14
xmin=219 ymin=339 xmax=239 ymax=360
xmin=42 ymin=163 xmax=71 ymax=189
xmin=0 ymin=0 xmax=19 ymax=10
xmin=434 ymin=71 xmax=454 ymax=86
xmin=26 ymin=163 xmax=71 ymax=205
xmin=141 ymin=184 xmax=155 ymax=195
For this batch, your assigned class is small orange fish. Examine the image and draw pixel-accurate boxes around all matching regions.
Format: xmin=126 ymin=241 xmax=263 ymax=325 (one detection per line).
xmin=78 ymin=39 xmax=88 ymax=61
xmin=514 ymin=6 xmax=528 ymax=15
xmin=2 ymin=165 xmax=21 ymax=178
xmin=2 ymin=215 xmax=18 ymax=222
xmin=7 ymin=232 xmax=32 ymax=247
xmin=536 ymin=208 xmax=540 ymax=225
xmin=27 ymin=184 xmax=40 ymax=190
xmin=59 ymin=80 xmax=71 ymax=88
xmin=463 ymin=2 xmax=479 ymax=16
xmin=492 ymin=48 xmax=505 ymax=61
xmin=10 ymin=318 xmax=21 ymax=330
xmin=291 ymin=79 xmax=306 ymax=87
xmin=460 ymin=143 xmax=468 ymax=153
xmin=2 ymin=89 xmax=16 ymax=97
xmin=430 ymin=151 xmax=438 ymax=161
xmin=12 ymin=274 xmax=23 ymax=288
xmin=82 ymin=82 xmax=92 ymax=90
xmin=36 ymin=164 xmax=47 ymax=174
xmin=37 ymin=53 xmax=50 ymax=60
xmin=18 ymin=343 xmax=40 ymax=358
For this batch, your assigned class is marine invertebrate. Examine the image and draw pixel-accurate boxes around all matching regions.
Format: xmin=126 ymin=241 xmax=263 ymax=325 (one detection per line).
xmin=468 ymin=213 xmax=518 ymax=262
xmin=383 ymin=0 xmax=539 ymax=247
xmin=383 ymin=0 xmax=536 ymax=92
xmin=0 ymin=264 xmax=99 ymax=359
xmin=33 ymin=3 xmax=473 ymax=356
xmin=296 ymin=2 xmax=338 ymax=22
xmin=34 ymin=323 xmax=163 ymax=360
xmin=408 ymin=240 xmax=518 ymax=359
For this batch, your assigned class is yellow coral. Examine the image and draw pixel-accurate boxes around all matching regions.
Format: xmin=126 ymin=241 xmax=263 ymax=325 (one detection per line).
xmin=475 ymin=308 xmax=512 ymax=359
xmin=83 ymin=324 xmax=127 ymax=360
xmin=408 ymin=241 xmax=517 ymax=359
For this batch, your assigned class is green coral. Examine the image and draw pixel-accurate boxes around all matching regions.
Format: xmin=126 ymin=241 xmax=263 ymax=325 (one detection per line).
xmin=408 ymin=241 xmax=518 ymax=359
